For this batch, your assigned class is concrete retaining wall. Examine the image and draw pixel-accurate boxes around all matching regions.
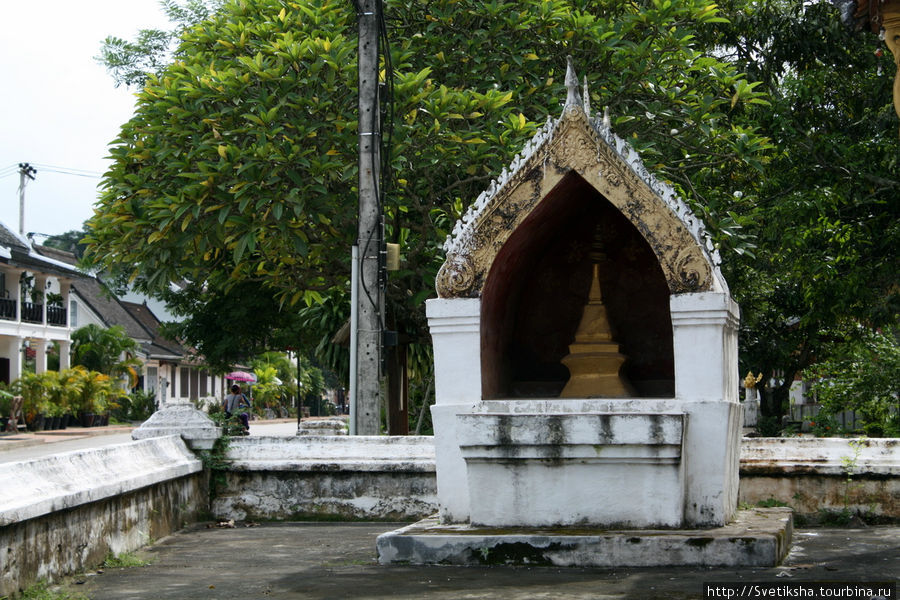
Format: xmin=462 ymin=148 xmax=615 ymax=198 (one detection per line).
xmin=214 ymin=436 xmax=900 ymax=523
xmin=212 ymin=436 xmax=437 ymax=521
xmin=0 ymin=436 xmax=205 ymax=597
xmin=739 ymin=437 xmax=900 ymax=517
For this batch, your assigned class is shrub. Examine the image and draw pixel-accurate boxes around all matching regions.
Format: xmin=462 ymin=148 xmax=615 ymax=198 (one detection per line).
xmin=112 ymin=389 xmax=159 ymax=422
xmin=808 ymin=327 xmax=900 ymax=437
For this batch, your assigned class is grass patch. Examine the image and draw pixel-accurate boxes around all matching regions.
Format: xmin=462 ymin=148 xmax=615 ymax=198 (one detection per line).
xmin=738 ymin=498 xmax=792 ymax=510
xmin=755 ymin=497 xmax=791 ymax=508
xmin=2 ymin=580 xmax=87 ymax=600
xmin=102 ymin=551 xmax=153 ymax=568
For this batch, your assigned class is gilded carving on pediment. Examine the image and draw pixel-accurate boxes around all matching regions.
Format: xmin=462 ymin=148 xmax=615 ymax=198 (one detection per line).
xmin=436 ymin=253 xmax=477 ymax=298
xmin=551 ymin=130 xmax=597 ymax=172
xmin=671 ymin=247 xmax=712 ymax=293
xmin=435 ymin=102 xmax=721 ymax=299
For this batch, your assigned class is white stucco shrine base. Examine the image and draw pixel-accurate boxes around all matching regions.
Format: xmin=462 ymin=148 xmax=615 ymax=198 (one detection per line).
xmin=377 ymin=508 xmax=793 ymax=567
xmin=427 ymin=293 xmax=743 ymax=529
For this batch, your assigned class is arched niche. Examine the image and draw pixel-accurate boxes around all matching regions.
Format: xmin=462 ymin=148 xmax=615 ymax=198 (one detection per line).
xmin=481 ymin=172 xmax=673 ymax=399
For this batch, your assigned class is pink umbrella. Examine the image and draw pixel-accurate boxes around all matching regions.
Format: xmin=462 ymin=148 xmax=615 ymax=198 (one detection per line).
xmin=225 ymin=371 xmax=257 ymax=383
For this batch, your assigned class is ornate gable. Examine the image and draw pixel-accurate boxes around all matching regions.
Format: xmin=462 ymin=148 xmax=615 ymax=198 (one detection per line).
xmin=436 ymin=59 xmax=726 ymax=299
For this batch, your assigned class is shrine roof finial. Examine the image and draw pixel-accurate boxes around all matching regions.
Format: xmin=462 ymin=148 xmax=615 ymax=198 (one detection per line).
xmin=564 ymin=56 xmax=582 ymax=109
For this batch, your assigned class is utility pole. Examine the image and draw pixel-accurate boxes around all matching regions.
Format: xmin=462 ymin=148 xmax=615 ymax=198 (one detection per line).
xmin=17 ymin=163 xmax=36 ymax=236
xmin=354 ymin=0 xmax=383 ymax=435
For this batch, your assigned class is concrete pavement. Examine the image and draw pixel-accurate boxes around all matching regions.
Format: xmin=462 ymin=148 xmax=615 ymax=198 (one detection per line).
xmin=5 ymin=421 xmax=897 ymax=598
xmin=74 ymin=522 xmax=898 ymax=600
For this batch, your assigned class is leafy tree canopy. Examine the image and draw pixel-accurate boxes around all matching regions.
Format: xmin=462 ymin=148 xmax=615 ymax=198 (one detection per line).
xmin=41 ymin=227 xmax=90 ymax=259
xmin=808 ymin=326 xmax=900 ymax=437
xmin=89 ymin=1 xmax=898 ymax=426
xmin=96 ymin=0 xmax=224 ymax=88
xmin=707 ymin=0 xmax=899 ymax=417
xmin=86 ymin=0 xmax=769 ymax=373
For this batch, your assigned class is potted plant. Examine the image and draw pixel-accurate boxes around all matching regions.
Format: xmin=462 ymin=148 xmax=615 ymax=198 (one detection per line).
xmin=69 ymin=367 xmax=114 ymax=427
xmin=57 ymin=368 xmax=82 ymax=427
xmin=39 ymin=370 xmax=64 ymax=430
xmin=14 ymin=372 xmax=50 ymax=431
xmin=44 ymin=400 xmax=59 ymax=430
xmin=94 ymin=392 xmax=110 ymax=427
xmin=68 ymin=366 xmax=94 ymax=427
xmin=0 ymin=389 xmax=11 ymax=431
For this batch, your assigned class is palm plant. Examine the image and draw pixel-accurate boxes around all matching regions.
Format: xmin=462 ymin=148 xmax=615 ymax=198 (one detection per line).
xmin=68 ymin=366 xmax=115 ymax=416
xmin=12 ymin=372 xmax=51 ymax=428
xmin=71 ymin=324 xmax=142 ymax=392
xmin=251 ymin=365 xmax=283 ymax=413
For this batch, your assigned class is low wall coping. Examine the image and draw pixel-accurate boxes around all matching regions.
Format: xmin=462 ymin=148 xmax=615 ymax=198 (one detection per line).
xmin=226 ymin=436 xmax=899 ymax=476
xmin=0 ymin=436 xmax=202 ymax=526
xmin=740 ymin=437 xmax=900 ymax=476
xmin=225 ymin=436 xmax=436 ymax=472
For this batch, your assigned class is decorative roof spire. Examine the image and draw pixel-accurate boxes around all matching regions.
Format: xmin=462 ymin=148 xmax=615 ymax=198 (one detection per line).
xmin=564 ymin=56 xmax=582 ymax=109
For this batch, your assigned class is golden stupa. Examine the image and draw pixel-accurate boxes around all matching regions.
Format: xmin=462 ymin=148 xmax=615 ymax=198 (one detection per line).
xmin=560 ymin=234 xmax=634 ymax=398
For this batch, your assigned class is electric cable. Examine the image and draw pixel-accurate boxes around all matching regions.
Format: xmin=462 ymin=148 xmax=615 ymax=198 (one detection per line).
xmin=29 ymin=163 xmax=102 ymax=178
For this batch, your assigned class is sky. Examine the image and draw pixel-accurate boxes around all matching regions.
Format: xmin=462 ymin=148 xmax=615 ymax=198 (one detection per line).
xmin=0 ymin=0 xmax=171 ymax=241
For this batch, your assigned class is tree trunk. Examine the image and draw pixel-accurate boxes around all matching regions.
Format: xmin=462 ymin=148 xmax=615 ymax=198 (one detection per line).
xmin=414 ymin=377 xmax=434 ymax=436
xmin=386 ymin=343 xmax=409 ymax=435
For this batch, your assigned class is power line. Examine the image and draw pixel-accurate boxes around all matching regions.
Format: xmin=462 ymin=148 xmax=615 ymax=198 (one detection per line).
xmin=29 ymin=163 xmax=102 ymax=178
xmin=1 ymin=163 xmax=102 ymax=179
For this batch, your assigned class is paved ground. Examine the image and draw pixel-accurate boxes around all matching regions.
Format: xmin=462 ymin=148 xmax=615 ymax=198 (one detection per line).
xmin=71 ymin=522 xmax=898 ymax=600
xmin=7 ymin=422 xmax=897 ymax=598
xmin=0 ymin=419 xmax=298 ymax=463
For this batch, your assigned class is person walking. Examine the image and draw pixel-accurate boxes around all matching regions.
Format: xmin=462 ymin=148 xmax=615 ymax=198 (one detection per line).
xmin=223 ymin=384 xmax=250 ymax=435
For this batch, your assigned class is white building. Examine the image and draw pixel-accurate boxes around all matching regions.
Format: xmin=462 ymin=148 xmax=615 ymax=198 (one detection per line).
xmin=0 ymin=223 xmax=80 ymax=383
xmin=0 ymin=220 xmax=230 ymax=406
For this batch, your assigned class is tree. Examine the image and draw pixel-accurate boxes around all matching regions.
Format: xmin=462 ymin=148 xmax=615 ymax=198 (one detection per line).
xmin=249 ymin=351 xmax=296 ymax=389
xmin=808 ymin=327 xmax=900 ymax=437
xmin=249 ymin=351 xmax=299 ymax=414
xmin=707 ymin=0 xmax=899 ymax=421
xmin=156 ymin=280 xmax=304 ymax=372
xmin=96 ymin=0 xmax=224 ymax=88
xmin=42 ymin=227 xmax=90 ymax=259
xmin=86 ymin=0 xmax=770 ymax=380
xmin=71 ymin=324 xmax=141 ymax=388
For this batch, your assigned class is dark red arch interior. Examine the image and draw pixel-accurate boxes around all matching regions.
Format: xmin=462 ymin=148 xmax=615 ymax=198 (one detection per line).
xmin=480 ymin=172 xmax=674 ymax=399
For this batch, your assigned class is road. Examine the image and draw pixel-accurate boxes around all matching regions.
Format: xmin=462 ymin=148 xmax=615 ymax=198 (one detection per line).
xmin=0 ymin=419 xmax=299 ymax=464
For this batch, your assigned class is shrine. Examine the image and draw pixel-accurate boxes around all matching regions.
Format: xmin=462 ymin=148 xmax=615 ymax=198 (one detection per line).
xmin=377 ymin=59 xmax=792 ymax=567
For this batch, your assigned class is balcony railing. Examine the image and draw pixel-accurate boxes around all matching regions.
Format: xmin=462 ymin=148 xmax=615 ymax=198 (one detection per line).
xmin=0 ymin=299 xmax=67 ymax=326
xmin=48 ymin=305 xmax=67 ymax=326
xmin=0 ymin=298 xmax=15 ymax=320
xmin=22 ymin=302 xmax=43 ymax=324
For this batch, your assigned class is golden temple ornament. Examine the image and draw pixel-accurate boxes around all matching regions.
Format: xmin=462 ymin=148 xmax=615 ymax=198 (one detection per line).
xmin=560 ymin=234 xmax=635 ymax=398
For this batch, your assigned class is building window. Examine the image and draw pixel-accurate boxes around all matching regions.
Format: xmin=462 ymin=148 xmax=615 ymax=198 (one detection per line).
xmin=146 ymin=366 xmax=158 ymax=392
xmin=180 ymin=367 xmax=190 ymax=398
xmin=191 ymin=369 xmax=199 ymax=400
xmin=69 ymin=299 xmax=78 ymax=327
